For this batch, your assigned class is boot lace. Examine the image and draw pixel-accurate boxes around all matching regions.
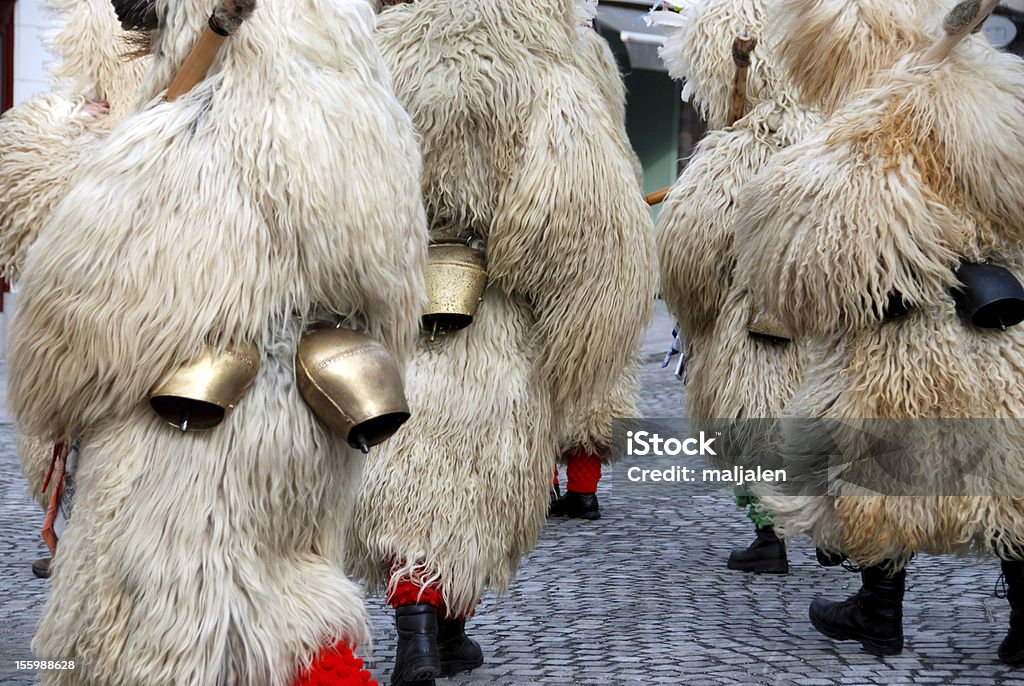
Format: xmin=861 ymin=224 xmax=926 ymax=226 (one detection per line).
xmin=997 ymin=572 xmax=1008 ymax=600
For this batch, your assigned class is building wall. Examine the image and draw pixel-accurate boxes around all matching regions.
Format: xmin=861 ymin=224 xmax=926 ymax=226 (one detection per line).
xmin=13 ymin=0 xmax=50 ymax=105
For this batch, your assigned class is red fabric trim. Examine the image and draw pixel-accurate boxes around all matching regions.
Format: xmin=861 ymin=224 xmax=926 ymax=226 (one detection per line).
xmin=552 ymin=467 xmax=559 ymax=486
xmin=566 ymin=449 xmax=602 ymax=494
xmin=294 ymin=641 xmax=376 ymax=686
xmin=387 ymin=577 xmax=445 ymax=612
xmin=385 ymin=571 xmax=477 ymax=619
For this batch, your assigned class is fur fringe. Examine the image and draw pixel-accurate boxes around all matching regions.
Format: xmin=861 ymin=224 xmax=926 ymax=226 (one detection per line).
xmin=771 ymin=0 xmax=949 ymax=114
xmin=349 ymin=290 xmax=556 ymax=617
xmin=651 ymin=0 xmax=800 ymax=129
xmin=43 ymin=0 xmax=151 ymax=119
xmin=0 ymin=96 xmax=102 ymax=281
xmin=487 ymin=65 xmax=656 ymax=439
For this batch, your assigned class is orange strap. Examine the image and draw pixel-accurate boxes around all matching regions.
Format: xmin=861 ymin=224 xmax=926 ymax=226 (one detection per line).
xmin=41 ymin=442 xmax=69 ymax=556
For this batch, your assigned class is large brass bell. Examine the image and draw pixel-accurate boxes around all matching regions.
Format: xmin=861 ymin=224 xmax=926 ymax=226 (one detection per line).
xmin=747 ymin=307 xmax=791 ymax=342
xmin=295 ymin=327 xmax=410 ymax=453
xmin=952 ymin=261 xmax=1024 ymax=329
xmin=149 ymin=342 xmax=261 ymax=431
xmin=422 ymin=242 xmax=488 ymax=337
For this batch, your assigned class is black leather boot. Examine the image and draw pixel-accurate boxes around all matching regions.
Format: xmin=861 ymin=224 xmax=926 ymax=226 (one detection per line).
xmin=437 ymin=617 xmax=483 ymax=676
xmin=727 ymin=526 xmax=788 ymax=574
xmin=816 ymin=548 xmax=847 ymax=567
xmin=547 ymin=482 xmax=561 ymax=516
xmin=999 ymin=558 xmax=1024 ymax=665
xmin=809 ymin=565 xmax=905 ymax=656
xmin=549 ymin=491 xmax=600 ymax=520
xmin=392 ymin=604 xmax=441 ymax=685
xmin=32 ymin=557 xmax=51 ymax=579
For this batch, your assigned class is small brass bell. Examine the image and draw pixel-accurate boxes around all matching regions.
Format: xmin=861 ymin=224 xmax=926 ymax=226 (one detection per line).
xmin=747 ymin=307 xmax=791 ymax=342
xmin=295 ymin=327 xmax=410 ymax=452
xmin=422 ymin=242 xmax=488 ymax=337
xmin=149 ymin=342 xmax=261 ymax=431
xmin=953 ymin=261 xmax=1024 ymax=329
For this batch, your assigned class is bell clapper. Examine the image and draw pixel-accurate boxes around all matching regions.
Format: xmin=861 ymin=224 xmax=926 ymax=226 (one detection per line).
xmin=180 ymin=407 xmax=191 ymax=433
xmin=430 ymin=320 xmax=439 ymax=342
xmin=356 ymin=437 xmax=370 ymax=454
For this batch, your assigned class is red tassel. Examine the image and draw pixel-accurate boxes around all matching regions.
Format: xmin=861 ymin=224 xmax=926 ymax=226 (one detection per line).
xmin=293 ymin=641 xmax=376 ymax=686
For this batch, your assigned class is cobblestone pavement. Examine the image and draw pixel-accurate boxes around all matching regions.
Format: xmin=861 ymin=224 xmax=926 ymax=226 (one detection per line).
xmin=4 ymin=302 xmax=1024 ymax=684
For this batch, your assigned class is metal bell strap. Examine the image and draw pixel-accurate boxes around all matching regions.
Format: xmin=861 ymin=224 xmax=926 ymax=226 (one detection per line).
xmin=41 ymin=441 xmax=70 ymax=557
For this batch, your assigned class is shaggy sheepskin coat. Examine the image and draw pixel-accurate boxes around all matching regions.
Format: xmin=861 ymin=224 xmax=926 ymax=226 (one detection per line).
xmin=349 ymin=0 xmax=656 ymax=617
xmin=653 ymin=0 xmax=816 ymax=428
xmin=734 ymin=0 xmax=1024 ymax=568
xmin=7 ymin=0 xmax=427 ymax=683
xmin=0 ymin=0 xmax=149 ymax=282
xmin=0 ymin=0 xmax=150 ymax=506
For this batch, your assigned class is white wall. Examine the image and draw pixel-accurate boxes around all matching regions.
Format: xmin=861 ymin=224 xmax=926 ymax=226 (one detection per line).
xmin=13 ymin=0 xmax=52 ymax=105
xmin=5 ymin=1 xmax=52 ymax=357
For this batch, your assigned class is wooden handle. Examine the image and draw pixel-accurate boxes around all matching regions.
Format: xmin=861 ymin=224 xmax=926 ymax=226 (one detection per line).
xmin=921 ymin=0 xmax=999 ymax=66
xmin=727 ymin=33 xmax=757 ymax=126
xmin=164 ymin=0 xmax=257 ymax=101
xmin=645 ymin=187 xmax=670 ymax=206
xmin=166 ymin=27 xmax=228 ymax=101
xmin=646 ymin=33 xmax=758 ymax=207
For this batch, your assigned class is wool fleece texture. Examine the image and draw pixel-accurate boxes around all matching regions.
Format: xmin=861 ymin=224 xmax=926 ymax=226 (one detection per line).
xmin=734 ymin=0 xmax=1024 ymax=568
xmin=7 ymin=0 xmax=427 ymax=683
xmin=0 ymin=0 xmax=150 ymax=506
xmin=350 ymin=0 xmax=656 ymax=617
xmin=0 ymin=0 xmax=149 ymax=282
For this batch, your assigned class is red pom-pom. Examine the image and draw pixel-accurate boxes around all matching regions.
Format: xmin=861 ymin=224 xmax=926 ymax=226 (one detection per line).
xmin=294 ymin=641 xmax=377 ymax=686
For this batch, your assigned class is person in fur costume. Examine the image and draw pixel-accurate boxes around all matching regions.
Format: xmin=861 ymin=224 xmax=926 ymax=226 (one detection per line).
xmin=6 ymin=0 xmax=427 ymax=682
xmin=0 ymin=0 xmax=151 ymax=579
xmin=733 ymin=0 xmax=1024 ymax=662
xmin=651 ymin=0 xmax=819 ymax=573
xmin=348 ymin=1 xmax=656 ymax=683
xmin=547 ymin=0 xmax=645 ymax=520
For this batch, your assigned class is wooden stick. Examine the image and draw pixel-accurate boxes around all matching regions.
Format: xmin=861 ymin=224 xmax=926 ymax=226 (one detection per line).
xmin=727 ymin=33 xmax=757 ymax=126
xmin=644 ymin=187 xmax=670 ymax=205
xmin=646 ymin=32 xmax=757 ymax=207
xmin=920 ymin=0 xmax=999 ymax=67
xmin=165 ymin=0 xmax=257 ymax=101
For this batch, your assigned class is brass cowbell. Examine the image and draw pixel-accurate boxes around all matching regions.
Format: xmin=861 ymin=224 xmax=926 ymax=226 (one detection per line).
xmin=422 ymin=241 xmax=488 ymax=338
xmin=149 ymin=342 xmax=261 ymax=431
xmin=295 ymin=326 xmax=410 ymax=452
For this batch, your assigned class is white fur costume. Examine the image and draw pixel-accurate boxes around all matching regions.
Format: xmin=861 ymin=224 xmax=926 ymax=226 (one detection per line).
xmin=0 ymin=0 xmax=150 ymax=505
xmin=350 ymin=0 xmax=656 ymax=617
xmin=7 ymin=0 xmax=427 ymax=683
xmin=734 ymin=0 xmax=1024 ymax=567
xmin=653 ymin=0 xmax=816 ymax=434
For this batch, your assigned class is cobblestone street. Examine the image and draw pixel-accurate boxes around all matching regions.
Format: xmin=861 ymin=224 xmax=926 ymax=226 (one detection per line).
xmin=3 ymin=302 xmax=1024 ymax=684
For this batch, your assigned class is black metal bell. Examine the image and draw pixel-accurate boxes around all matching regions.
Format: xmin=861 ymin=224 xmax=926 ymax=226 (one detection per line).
xmin=952 ymin=261 xmax=1024 ymax=329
